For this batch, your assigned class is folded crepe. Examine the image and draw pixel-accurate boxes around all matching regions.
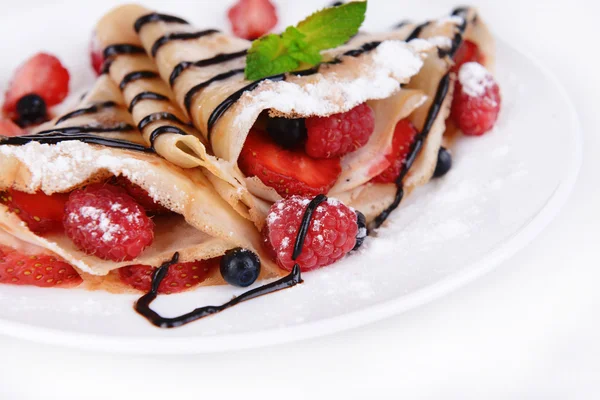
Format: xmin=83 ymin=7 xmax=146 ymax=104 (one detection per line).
xmin=95 ymin=4 xmax=494 ymax=229
xmin=0 ymin=75 xmax=282 ymax=292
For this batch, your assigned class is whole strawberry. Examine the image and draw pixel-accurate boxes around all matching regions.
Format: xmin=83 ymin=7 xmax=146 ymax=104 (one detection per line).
xmin=263 ymin=195 xmax=359 ymax=271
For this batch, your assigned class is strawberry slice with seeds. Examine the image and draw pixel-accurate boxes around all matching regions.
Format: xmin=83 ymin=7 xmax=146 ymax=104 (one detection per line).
xmin=2 ymin=53 xmax=70 ymax=119
xmin=0 ymin=247 xmax=82 ymax=288
xmin=0 ymin=118 xmax=25 ymax=137
xmin=228 ymin=0 xmax=278 ymax=40
xmin=1 ymin=189 xmax=69 ymax=235
xmin=239 ymin=128 xmax=342 ymax=197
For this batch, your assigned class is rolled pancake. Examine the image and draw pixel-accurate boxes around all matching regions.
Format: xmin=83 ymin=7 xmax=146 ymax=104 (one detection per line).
xmin=0 ymin=78 xmax=281 ymax=282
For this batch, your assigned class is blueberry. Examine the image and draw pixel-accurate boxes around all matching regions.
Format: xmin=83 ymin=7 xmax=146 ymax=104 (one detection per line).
xmin=16 ymin=94 xmax=48 ymax=127
xmin=266 ymin=117 xmax=307 ymax=149
xmin=220 ymin=248 xmax=261 ymax=287
xmin=353 ymin=211 xmax=368 ymax=251
xmin=433 ymin=147 xmax=452 ymax=178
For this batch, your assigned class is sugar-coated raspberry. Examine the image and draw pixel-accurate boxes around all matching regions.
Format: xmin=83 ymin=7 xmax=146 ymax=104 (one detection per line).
xmin=228 ymin=0 xmax=278 ymax=40
xmin=305 ymin=103 xmax=375 ymax=159
xmin=63 ymin=183 xmax=154 ymax=261
xmin=1 ymin=189 xmax=69 ymax=235
xmin=451 ymin=62 xmax=501 ymax=136
xmin=112 ymin=176 xmax=169 ymax=214
xmin=262 ymin=196 xmax=358 ymax=271
xmin=371 ymin=118 xmax=418 ymax=183
xmin=451 ymin=40 xmax=485 ymax=73
xmin=118 ymin=258 xmax=217 ymax=294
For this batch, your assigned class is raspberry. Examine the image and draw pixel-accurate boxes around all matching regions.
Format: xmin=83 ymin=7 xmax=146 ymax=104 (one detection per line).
xmin=112 ymin=176 xmax=169 ymax=214
xmin=0 ymin=118 xmax=25 ymax=137
xmin=451 ymin=40 xmax=485 ymax=73
xmin=118 ymin=258 xmax=217 ymax=294
xmin=2 ymin=53 xmax=70 ymax=119
xmin=228 ymin=0 xmax=278 ymax=40
xmin=90 ymin=32 xmax=104 ymax=76
xmin=63 ymin=183 xmax=154 ymax=261
xmin=371 ymin=118 xmax=418 ymax=183
xmin=305 ymin=103 xmax=375 ymax=159
xmin=1 ymin=189 xmax=69 ymax=235
xmin=262 ymin=196 xmax=358 ymax=271
xmin=451 ymin=62 xmax=501 ymax=136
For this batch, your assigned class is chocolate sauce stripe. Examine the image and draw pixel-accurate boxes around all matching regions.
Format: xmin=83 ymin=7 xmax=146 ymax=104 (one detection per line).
xmin=119 ymin=71 xmax=160 ymax=90
xmin=292 ymin=195 xmax=328 ymax=260
xmin=134 ymin=13 xmax=190 ymax=33
xmin=183 ymin=68 xmax=245 ymax=118
xmin=0 ymin=134 xmax=154 ymax=153
xmin=37 ymin=123 xmax=135 ymax=136
xmin=169 ymin=50 xmax=248 ymax=87
xmin=137 ymin=112 xmax=190 ymax=132
xmin=103 ymin=44 xmax=146 ymax=59
xmin=151 ymin=29 xmax=220 ymax=57
xmin=128 ymin=92 xmax=170 ymax=113
xmin=55 ymin=101 xmax=118 ymax=125
xmin=148 ymin=125 xmax=187 ymax=148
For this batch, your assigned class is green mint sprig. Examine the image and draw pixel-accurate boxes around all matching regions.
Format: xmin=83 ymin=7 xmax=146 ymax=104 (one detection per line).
xmin=244 ymin=1 xmax=367 ymax=81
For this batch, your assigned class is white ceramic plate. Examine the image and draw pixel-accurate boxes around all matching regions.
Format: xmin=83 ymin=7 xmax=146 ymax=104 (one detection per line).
xmin=0 ymin=0 xmax=582 ymax=354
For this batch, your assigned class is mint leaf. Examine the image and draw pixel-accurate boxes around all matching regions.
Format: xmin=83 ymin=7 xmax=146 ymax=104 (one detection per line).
xmin=244 ymin=1 xmax=367 ymax=80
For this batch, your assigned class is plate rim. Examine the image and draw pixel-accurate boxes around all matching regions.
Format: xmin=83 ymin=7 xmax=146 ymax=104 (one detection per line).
xmin=0 ymin=37 xmax=583 ymax=354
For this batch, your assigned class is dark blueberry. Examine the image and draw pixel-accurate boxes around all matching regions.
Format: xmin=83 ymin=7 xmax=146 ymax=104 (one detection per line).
xmin=266 ymin=117 xmax=307 ymax=149
xmin=353 ymin=211 xmax=368 ymax=251
xmin=16 ymin=94 xmax=48 ymax=127
xmin=433 ymin=147 xmax=452 ymax=178
xmin=220 ymin=248 xmax=261 ymax=287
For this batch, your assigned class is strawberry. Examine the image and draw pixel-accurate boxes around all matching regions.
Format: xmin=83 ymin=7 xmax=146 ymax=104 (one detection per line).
xmin=228 ymin=0 xmax=278 ymax=40
xmin=239 ymin=128 xmax=342 ymax=197
xmin=1 ymin=189 xmax=69 ymax=235
xmin=112 ymin=176 xmax=170 ymax=214
xmin=371 ymin=119 xmax=418 ymax=183
xmin=452 ymin=40 xmax=485 ymax=73
xmin=0 ymin=118 xmax=25 ymax=137
xmin=2 ymin=53 xmax=70 ymax=119
xmin=118 ymin=258 xmax=218 ymax=294
xmin=0 ymin=247 xmax=82 ymax=288
xmin=90 ymin=32 xmax=104 ymax=76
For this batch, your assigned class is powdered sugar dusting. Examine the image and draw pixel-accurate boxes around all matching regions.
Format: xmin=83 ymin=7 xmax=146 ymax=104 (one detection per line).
xmin=459 ymin=62 xmax=495 ymax=97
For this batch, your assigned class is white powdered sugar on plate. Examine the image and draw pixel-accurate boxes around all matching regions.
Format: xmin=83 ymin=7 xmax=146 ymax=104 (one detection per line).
xmin=458 ymin=62 xmax=495 ymax=97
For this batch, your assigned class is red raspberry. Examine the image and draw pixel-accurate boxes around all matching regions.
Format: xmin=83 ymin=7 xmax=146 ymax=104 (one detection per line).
xmin=2 ymin=53 xmax=70 ymax=119
xmin=63 ymin=183 xmax=154 ymax=262
xmin=112 ymin=176 xmax=169 ymax=214
xmin=451 ymin=62 xmax=501 ymax=136
xmin=371 ymin=119 xmax=418 ymax=183
xmin=90 ymin=32 xmax=104 ymax=76
xmin=262 ymin=196 xmax=358 ymax=271
xmin=1 ymin=189 xmax=69 ymax=235
xmin=118 ymin=258 xmax=217 ymax=294
xmin=452 ymin=40 xmax=485 ymax=73
xmin=0 ymin=247 xmax=82 ymax=288
xmin=228 ymin=0 xmax=278 ymax=40
xmin=0 ymin=119 xmax=25 ymax=137
xmin=305 ymin=103 xmax=375 ymax=159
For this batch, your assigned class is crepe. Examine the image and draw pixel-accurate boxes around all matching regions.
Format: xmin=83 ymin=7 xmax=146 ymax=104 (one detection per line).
xmin=0 ymin=76 xmax=282 ymax=292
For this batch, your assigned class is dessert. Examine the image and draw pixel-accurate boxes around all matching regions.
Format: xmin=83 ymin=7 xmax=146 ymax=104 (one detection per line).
xmin=0 ymin=1 xmax=502 ymax=327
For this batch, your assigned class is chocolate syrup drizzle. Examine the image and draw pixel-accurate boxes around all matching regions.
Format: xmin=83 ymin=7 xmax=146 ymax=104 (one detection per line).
xmin=169 ymin=49 xmax=248 ymax=87
xmin=37 ymin=123 xmax=134 ymax=135
xmin=128 ymin=92 xmax=170 ymax=113
xmin=134 ymin=13 xmax=190 ymax=33
xmin=119 ymin=70 xmax=159 ymax=90
xmin=0 ymin=133 xmax=154 ymax=152
xmin=103 ymin=44 xmax=146 ymax=58
xmin=151 ymin=30 xmax=220 ymax=57
xmin=137 ymin=112 xmax=190 ymax=131
xmin=148 ymin=125 xmax=187 ymax=148
xmin=55 ymin=101 xmax=118 ymax=125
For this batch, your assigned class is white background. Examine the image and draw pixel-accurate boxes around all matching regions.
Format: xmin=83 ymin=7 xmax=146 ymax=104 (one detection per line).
xmin=1 ymin=0 xmax=599 ymax=398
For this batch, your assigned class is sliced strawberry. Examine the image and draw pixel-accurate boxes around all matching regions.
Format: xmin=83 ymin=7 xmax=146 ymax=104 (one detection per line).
xmin=90 ymin=32 xmax=104 ymax=76
xmin=1 ymin=189 xmax=69 ymax=235
xmin=0 ymin=118 xmax=25 ymax=137
xmin=239 ymin=128 xmax=342 ymax=197
xmin=452 ymin=40 xmax=485 ymax=73
xmin=228 ymin=0 xmax=278 ymax=40
xmin=0 ymin=248 xmax=82 ymax=288
xmin=112 ymin=176 xmax=170 ymax=214
xmin=118 ymin=258 xmax=218 ymax=294
xmin=371 ymin=119 xmax=419 ymax=184
xmin=2 ymin=53 xmax=70 ymax=119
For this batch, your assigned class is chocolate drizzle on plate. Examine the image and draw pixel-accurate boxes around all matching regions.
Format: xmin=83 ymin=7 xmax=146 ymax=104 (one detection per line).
xmin=55 ymin=101 xmax=118 ymax=125
xmin=151 ymin=30 xmax=220 ymax=57
xmin=134 ymin=253 xmax=303 ymax=329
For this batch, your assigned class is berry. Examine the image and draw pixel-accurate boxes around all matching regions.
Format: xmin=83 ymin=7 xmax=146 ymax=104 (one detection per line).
xmin=371 ymin=119 xmax=418 ymax=183
xmin=228 ymin=0 xmax=278 ymax=40
xmin=305 ymin=103 xmax=375 ymax=159
xmin=262 ymin=196 xmax=358 ymax=271
xmin=90 ymin=32 xmax=104 ymax=76
xmin=1 ymin=189 xmax=69 ymax=235
xmin=0 ymin=247 xmax=82 ymax=288
xmin=63 ymin=183 xmax=154 ymax=262
xmin=353 ymin=210 xmax=367 ymax=250
xmin=112 ymin=176 xmax=169 ymax=214
xmin=451 ymin=62 xmax=501 ymax=136
xmin=2 ymin=53 xmax=70 ymax=118
xmin=220 ymin=248 xmax=261 ymax=287
xmin=266 ymin=117 xmax=307 ymax=149
xmin=239 ymin=128 xmax=342 ymax=197
xmin=118 ymin=258 xmax=217 ymax=294
xmin=433 ymin=147 xmax=452 ymax=178
xmin=16 ymin=94 xmax=48 ymax=127
xmin=0 ymin=118 xmax=25 ymax=137
xmin=452 ymin=40 xmax=484 ymax=73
